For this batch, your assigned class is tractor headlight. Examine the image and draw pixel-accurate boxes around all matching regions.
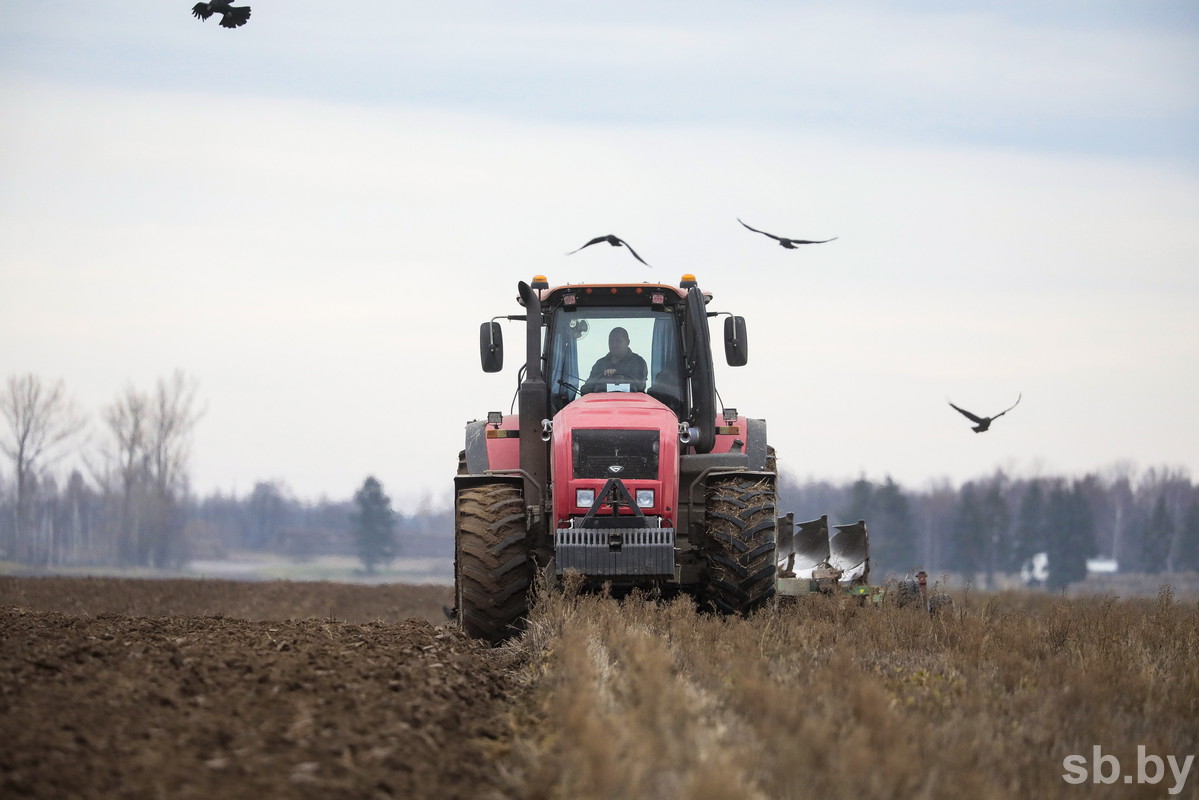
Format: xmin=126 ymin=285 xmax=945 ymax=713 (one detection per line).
xmin=576 ymin=488 xmax=596 ymax=508
xmin=635 ymin=489 xmax=654 ymax=508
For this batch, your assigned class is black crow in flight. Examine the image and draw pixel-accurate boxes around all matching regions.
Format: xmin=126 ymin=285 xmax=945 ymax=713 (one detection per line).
xmin=948 ymin=394 xmax=1022 ymax=433
xmin=738 ymin=218 xmax=837 ymax=248
xmin=567 ymin=235 xmax=651 ymax=267
xmin=192 ymin=0 xmax=251 ymax=28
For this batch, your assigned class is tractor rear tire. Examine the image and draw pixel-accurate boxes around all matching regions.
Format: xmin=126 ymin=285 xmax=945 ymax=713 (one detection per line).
xmin=703 ymin=474 xmax=777 ymax=615
xmin=455 ymin=483 xmax=532 ymax=644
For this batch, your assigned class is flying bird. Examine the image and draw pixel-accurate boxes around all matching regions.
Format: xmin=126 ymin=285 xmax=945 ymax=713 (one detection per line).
xmin=948 ymin=394 xmax=1022 ymax=433
xmin=738 ymin=218 xmax=837 ymax=248
xmin=192 ymin=0 xmax=251 ymax=28
xmin=567 ymin=235 xmax=651 ymax=267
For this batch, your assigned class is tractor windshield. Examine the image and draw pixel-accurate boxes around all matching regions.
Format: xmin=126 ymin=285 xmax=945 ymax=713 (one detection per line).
xmin=547 ymin=306 xmax=684 ymax=417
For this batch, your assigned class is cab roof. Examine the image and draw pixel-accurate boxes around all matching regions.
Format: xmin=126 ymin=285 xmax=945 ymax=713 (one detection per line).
xmin=518 ymin=276 xmax=712 ymax=308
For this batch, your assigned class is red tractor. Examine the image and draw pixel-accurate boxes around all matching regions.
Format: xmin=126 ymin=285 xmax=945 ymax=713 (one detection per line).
xmin=454 ymin=274 xmax=777 ymax=642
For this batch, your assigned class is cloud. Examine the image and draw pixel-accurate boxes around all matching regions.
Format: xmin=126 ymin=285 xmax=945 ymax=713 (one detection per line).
xmin=4 ymin=1 xmax=1196 ymax=159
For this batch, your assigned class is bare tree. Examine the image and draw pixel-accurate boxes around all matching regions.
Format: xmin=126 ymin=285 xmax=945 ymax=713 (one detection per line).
xmin=144 ymin=371 xmax=204 ymax=567
xmin=100 ymin=385 xmax=151 ymax=563
xmin=0 ymin=374 xmax=86 ymax=561
xmin=147 ymin=371 xmax=203 ymax=497
xmin=97 ymin=372 xmax=204 ymax=566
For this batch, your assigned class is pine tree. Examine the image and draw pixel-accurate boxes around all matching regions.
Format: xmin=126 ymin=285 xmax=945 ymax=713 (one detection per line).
xmin=978 ymin=482 xmax=1011 ymax=589
xmin=841 ymin=478 xmax=873 ymax=525
xmin=1044 ymin=481 xmax=1094 ymax=590
xmin=951 ymin=483 xmax=984 ymax=580
xmin=1141 ymin=495 xmax=1174 ymax=573
xmin=871 ymin=476 xmax=919 ymax=576
xmin=351 ymin=476 xmax=398 ymax=574
xmin=1012 ymin=480 xmax=1047 ymax=575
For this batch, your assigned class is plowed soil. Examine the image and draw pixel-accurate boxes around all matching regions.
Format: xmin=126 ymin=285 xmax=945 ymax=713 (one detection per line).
xmin=0 ymin=576 xmax=521 ymax=799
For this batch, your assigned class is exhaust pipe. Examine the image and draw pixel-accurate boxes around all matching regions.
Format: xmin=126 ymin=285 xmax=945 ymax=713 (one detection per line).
xmin=520 ymin=281 xmax=543 ymax=383
xmin=517 ymin=281 xmax=549 ymax=511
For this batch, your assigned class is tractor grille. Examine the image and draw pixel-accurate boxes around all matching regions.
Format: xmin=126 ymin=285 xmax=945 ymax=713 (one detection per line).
xmin=572 ymin=429 xmax=659 ymax=479
xmin=554 ymin=527 xmax=675 ymax=576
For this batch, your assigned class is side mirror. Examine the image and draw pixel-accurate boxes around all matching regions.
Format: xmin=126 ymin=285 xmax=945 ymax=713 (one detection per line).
xmin=724 ymin=315 xmax=748 ymax=366
xmin=480 ymin=322 xmax=503 ymax=372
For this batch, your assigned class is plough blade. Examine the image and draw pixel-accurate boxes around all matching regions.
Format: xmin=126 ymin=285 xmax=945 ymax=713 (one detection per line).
xmin=829 ymin=520 xmax=869 ymax=583
xmin=776 ymin=513 xmax=832 ymax=579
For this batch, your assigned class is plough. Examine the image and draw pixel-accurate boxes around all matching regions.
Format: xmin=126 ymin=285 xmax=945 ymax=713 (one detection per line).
xmin=775 ymin=513 xmax=881 ymax=602
xmin=775 ymin=514 xmax=954 ymax=612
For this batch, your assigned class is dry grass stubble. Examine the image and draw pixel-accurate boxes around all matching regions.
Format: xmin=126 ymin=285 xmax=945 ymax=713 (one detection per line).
xmin=500 ymin=580 xmax=1199 ymax=799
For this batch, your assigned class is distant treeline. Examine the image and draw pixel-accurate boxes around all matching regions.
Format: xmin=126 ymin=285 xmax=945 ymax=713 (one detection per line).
xmin=778 ymin=466 xmax=1199 ymax=588
xmin=5 ymin=372 xmax=1195 ymax=586
xmin=191 ymin=483 xmax=453 ymax=562
xmin=2 ymin=462 xmax=1196 ymax=589
xmin=0 ymin=475 xmax=452 ymax=568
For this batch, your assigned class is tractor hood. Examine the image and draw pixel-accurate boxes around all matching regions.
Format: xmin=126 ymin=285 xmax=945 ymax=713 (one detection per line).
xmin=556 ymin=391 xmax=678 ymax=428
xmin=550 ymin=392 xmax=681 ymax=527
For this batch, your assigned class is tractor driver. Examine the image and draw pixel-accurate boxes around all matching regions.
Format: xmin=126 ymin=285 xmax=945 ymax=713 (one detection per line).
xmin=587 ymin=327 xmax=648 ymax=389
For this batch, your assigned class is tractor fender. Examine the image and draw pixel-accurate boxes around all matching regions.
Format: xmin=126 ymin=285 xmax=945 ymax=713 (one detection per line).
xmin=711 ymin=416 xmax=769 ymax=470
xmin=464 ymin=420 xmax=490 ymax=474
xmin=462 ymin=416 xmax=522 ymax=476
xmin=744 ymin=418 xmax=769 ymax=471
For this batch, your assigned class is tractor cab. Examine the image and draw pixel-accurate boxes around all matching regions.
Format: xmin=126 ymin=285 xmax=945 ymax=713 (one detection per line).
xmin=480 ymin=275 xmax=747 ymax=453
xmin=546 ymin=298 xmax=684 ymax=416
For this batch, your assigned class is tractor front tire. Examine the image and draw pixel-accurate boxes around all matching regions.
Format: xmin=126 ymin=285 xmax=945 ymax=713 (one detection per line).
xmin=703 ymin=474 xmax=778 ymax=615
xmin=455 ymin=483 xmax=532 ymax=644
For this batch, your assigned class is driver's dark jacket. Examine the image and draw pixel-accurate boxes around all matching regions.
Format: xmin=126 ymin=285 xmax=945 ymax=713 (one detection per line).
xmin=588 ymin=351 xmax=648 ymax=381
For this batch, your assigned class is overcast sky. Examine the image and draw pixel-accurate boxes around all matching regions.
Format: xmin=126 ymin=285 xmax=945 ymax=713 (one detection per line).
xmin=2 ymin=1 xmax=1197 ymax=506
